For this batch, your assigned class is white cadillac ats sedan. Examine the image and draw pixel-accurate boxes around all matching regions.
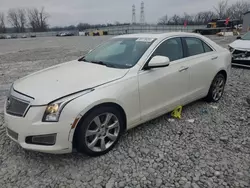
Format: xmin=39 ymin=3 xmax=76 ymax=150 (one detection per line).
xmin=4 ymin=32 xmax=231 ymax=156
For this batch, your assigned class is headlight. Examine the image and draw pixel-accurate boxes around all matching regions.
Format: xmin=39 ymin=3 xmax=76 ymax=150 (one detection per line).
xmin=42 ymin=89 xmax=93 ymax=122
xmin=42 ymin=102 xmax=65 ymax=122
xmin=228 ymin=46 xmax=234 ymax=52
xmin=8 ymin=83 xmax=14 ymax=96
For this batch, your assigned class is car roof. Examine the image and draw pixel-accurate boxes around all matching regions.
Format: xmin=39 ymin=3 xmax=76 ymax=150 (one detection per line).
xmin=113 ymin=32 xmax=202 ymax=39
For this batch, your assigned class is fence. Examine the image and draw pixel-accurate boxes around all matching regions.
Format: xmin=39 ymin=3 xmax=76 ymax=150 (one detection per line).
xmin=0 ymin=30 xmax=79 ymax=38
xmin=0 ymin=25 xmax=208 ymax=38
xmin=85 ymin=24 xmax=207 ymax=35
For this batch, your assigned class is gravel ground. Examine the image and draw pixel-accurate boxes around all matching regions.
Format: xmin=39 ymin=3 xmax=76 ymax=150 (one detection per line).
xmin=0 ymin=35 xmax=250 ymax=188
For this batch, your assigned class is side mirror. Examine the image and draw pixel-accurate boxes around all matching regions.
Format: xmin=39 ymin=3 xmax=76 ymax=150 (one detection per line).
xmin=236 ymin=36 xmax=241 ymax=40
xmin=147 ymin=56 xmax=170 ymax=69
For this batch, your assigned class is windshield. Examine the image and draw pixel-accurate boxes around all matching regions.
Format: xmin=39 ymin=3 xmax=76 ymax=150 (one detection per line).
xmin=83 ymin=37 xmax=155 ymax=69
xmin=242 ymin=32 xmax=250 ymax=40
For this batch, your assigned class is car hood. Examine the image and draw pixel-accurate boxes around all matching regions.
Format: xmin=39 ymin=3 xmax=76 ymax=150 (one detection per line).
xmin=13 ymin=60 xmax=129 ymax=105
xmin=230 ymin=40 xmax=250 ymax=51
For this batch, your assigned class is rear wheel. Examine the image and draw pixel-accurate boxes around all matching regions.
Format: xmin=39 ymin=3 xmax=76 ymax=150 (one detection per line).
xmin=205 ymin=73 xmax=226 ymax=102
xmin=75 ymin=106 xmax=124 ymax=156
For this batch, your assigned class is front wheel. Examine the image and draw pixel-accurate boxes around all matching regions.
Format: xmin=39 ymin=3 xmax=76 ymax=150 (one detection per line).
xmin=205 ymin=73 xmax=226 ymax=102
xmin=75 ymin=106 xmax=124 ymax=156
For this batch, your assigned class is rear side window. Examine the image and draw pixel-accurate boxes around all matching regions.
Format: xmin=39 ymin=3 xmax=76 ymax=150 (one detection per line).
xmin=185 ymin=38 xmax=204 ymax=56
xmin=152 ymin=37 xmax=183 ymax=61
xmin=203 ymin=42 xmax=213 ymax=52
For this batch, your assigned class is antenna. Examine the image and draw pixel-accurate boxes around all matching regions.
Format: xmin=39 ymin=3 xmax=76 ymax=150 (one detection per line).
xmin=132 ymin=4 xmax=136 ymax=24
xmin=140 ymin=1 xmax=145 ymax=24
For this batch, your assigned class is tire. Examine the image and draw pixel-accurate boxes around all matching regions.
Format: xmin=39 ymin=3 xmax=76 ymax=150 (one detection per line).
xmin=75 ymin=106 xmax=124 ymax=156
xmin=205 ymin=73 xmax=226 ymax=102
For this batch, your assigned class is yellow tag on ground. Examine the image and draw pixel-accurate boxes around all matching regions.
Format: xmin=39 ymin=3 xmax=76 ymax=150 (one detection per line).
xmin=171 ymin=106 xmax=183 ymax=119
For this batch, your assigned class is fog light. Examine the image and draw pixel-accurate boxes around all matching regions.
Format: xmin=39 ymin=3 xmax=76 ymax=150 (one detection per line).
xmin=25 ymin=134 xmax=57 ymax=146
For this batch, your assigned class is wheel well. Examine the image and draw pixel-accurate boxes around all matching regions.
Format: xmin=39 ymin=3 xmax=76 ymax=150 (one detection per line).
xmin=218 ymin=70 xmax=227 ymax=81
xmin=72 ymin=102 xmax=127 ymax=149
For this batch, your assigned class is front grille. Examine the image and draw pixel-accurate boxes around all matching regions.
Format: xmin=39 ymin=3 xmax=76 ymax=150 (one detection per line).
xmin=6 ymin=96 xmax=29 ymax=117
xmin=7 ymin=128 xmax=18 ymax=140
xmin=233 ymin=49 xmax=250 ymax=58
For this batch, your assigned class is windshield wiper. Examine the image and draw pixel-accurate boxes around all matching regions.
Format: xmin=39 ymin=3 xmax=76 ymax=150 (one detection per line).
xmin=78 ymin=58 xmax=105 ymax=65
xmin=78 ymin=57 xmax=87 ymax=62
xmin=90 ymin=60 xmax=106 ymax=65
xmin=79 ymin=58 xmax=120 ymax=68
xmin=89 ymin=61 xmax=116 ymax=68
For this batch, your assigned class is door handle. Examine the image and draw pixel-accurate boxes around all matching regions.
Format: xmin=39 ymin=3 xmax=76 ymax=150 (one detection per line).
xmin=179 ymin=66 xmax=189 ymax=72
xmin=211 ymin=56 xmax=218 ymax=60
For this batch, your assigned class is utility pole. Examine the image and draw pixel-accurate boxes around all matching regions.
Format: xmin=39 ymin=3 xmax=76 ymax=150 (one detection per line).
xmin=132 ymin=4 xmax=136 ymax=24
xmin=140 ymin=1 xmax=145 ymax=25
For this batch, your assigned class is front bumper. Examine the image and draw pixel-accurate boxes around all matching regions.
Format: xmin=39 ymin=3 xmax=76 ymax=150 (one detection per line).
xmin=232 ymin=60 xmax=250 ymax=68
xmin=4 ymin=106 xmax=73 ymax=154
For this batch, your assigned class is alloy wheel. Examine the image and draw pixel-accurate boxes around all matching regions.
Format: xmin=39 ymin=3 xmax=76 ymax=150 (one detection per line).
xmin=85 ymin=113 xmax=120 ymax=152
xmin=212 ymin=76 xmax=225 ymax=101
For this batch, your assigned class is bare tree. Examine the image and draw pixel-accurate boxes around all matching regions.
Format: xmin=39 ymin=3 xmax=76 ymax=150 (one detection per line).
xmin=27 ymin=8 xmax=39 ymax=31
xmin=181 ymin=13 xmax=194 ymax=24
xmin=158 ymin=14 xmax=168 ymax=25
xmin=194 ymin=11 xmax=216 ymax=24
xmin=27 ymin=7 xmax=49 ymax=32
xmin=0 ymin=12 xmax=6 ymax=33
xmin=8 ymin=8 xmax=20 ymax=32
xmin=227 ymin=0 xmax=250 ymax=20
xmin=168 ymin=14 xmax=195 ymax=25
xmin=169 ymin=14 xmax=181 ymax=24
xmin=156 ymin=0 xmax=249 ymax=26
xmin=114 ymin=21 xmax=121 ymax=25
xmin=7 ymin=8 xmax=27 ymax=32
xmin=77 ymin=23 xmax=91 ymax=30
xmin=39 ymin=7 xmax=49 ymax=30
xmin=213 ymin=0 xmax=229 ymax=19
xmin=18 ymin=9 xmax=26 ymax=32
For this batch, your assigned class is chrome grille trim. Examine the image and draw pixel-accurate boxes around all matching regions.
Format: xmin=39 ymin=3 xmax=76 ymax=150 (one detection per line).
xmin=5 ymin=86 xmax=34 ymax=117
xmin=6 ymin=95 xmax=30 ymax=117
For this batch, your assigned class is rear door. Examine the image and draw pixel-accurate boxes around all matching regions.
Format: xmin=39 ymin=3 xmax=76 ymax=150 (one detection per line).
xmin=182 ymin=37 xmax=219 ymax=102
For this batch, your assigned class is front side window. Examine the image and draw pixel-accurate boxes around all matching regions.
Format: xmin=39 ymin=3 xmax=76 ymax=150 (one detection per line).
xmin=152 ymin=37 xmax=183 ymax=61
xmin=83 ymin=38 xmax=155 ymax=69
xmin=203 ymin=42 xmax=213 ymax=52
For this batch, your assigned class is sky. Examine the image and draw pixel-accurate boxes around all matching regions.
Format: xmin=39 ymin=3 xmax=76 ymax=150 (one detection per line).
xmin=0 ymin=0 xmax=241 ymax=27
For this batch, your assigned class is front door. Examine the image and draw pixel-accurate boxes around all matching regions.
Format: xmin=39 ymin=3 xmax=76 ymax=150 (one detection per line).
xmin=138 ymin=37 xmax=190 ymax=121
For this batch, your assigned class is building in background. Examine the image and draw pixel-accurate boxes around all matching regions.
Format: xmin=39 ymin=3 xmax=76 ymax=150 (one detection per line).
xmin=243 ymin=11 xmax=250 ymax=32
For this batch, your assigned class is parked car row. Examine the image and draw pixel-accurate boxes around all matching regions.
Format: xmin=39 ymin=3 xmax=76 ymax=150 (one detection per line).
xmin=0 ymin=35 xmax=14 ymax=39
xmin=56 ymin=32 xmax=75 ymax=37
xmin=0 ymin=34 xmax=36 ymax=39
